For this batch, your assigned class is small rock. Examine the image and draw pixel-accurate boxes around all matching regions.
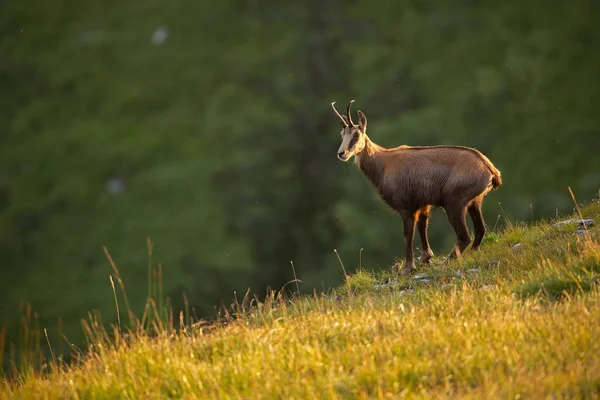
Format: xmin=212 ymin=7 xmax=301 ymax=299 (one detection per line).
xmin=412 ymin=273 xmax=431 ymax=280
xmin=419 ymin=279 xmax=432 ymax=284
xmin=576 ymin=229 xmax=587 ymax=235
xmin=578 ymin=219 xmax=593 ymax=228
xmin=512 ymin=243 xmax=522 ymax=251
xmin=467 ymin=268 xmax=479 ymax=274
xmin=455 ymin=269 xmax=465 ymax=278
xmin=489 ymin=260 xmax=500 ymax=266
xmin=553 ymin=219 xmax=575 ymax=226
xmin=440 ymin=284 xmax=455 ymax=290
xmin=480 ymin=284 xmax=495 ymax=290
xmin=398 ymin=289 xmax=415 ymax=296
xmin=553 ymin=218 xmax=593 ymax=228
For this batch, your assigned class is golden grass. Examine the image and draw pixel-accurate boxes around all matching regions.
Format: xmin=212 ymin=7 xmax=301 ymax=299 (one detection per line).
xmin=2 ymin=199 xmax=600 ymax=399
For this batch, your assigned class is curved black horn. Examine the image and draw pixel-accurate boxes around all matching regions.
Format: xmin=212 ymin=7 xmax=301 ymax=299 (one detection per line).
xmin=346 ymin=100 xmax=355 ymax=126
xmin=331 ymin=102 xmax=348 ymax=127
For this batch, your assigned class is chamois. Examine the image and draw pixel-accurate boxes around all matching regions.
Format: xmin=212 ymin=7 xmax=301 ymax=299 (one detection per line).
xmin=332 ymin=100 xmax=502 ymax=276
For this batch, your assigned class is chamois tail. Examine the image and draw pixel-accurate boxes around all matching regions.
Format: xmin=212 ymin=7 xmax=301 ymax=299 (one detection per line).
xmin=483 ymin=157 xmax=502 ymax=190
xmin=491 ymin=170 xmax=502 ymax=189
xmin=476 ymin=150 xmax=502 ymax=190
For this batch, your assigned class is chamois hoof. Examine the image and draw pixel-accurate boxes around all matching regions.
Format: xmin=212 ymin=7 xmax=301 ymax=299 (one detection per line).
xmin=399 ymin=266 xmax=415 ymax=276
xmin=418 ymin=252 xmax=434 ymax=265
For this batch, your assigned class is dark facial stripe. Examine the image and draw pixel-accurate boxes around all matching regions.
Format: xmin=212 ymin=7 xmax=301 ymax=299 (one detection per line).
xmin=348 ymin=135 xmax=358 ymax=151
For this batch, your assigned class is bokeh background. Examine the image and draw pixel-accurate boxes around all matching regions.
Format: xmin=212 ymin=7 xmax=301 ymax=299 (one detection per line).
xmin=1 ymin=0 xmax=599 ymax=365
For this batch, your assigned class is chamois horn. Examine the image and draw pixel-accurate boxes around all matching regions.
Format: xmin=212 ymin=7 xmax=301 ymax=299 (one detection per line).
xmin=331 ymin=102 xmax=348 ymax=127
xmin=346 ymin=100 xmax=355 ymax=126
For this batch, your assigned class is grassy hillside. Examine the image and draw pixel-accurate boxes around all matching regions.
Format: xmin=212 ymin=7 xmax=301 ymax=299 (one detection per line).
xmin=1 ymin=196 xmax=599 ymax=399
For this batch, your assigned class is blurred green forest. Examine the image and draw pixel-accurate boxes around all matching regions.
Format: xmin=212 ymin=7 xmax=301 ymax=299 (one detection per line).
xmin=1 ymin=0 xmax=599 ymax=364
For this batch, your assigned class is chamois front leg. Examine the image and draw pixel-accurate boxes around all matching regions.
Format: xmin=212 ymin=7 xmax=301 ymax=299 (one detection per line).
xmin=400 ymin=211 xmax=418 ymax=276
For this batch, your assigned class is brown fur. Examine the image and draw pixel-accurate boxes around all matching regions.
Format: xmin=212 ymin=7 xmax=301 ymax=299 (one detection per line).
xmin=332 ymin=101 xmax=502 ymax=275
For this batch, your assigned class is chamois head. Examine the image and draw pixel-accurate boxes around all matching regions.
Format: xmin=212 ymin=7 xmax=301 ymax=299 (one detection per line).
xmin=331 ymin=100 xmax=368 ymax=162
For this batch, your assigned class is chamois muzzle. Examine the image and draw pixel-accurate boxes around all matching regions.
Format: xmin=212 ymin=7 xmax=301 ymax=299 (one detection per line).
xmin=337 ymin=150 xmax=350 ymax=162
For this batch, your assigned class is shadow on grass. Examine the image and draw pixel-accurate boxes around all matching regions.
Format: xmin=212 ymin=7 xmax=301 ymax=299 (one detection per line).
xmin=514 ymin=250 xmax=600 ymax=301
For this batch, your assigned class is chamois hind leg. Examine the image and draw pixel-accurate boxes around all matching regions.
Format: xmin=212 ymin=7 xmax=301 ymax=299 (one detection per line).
xmin=417 ymin=206 xmax=434 ymax=264
xmin=399 ymin=211 xmax=418 ymax=276
xmin=468 ymin=198 xmax=486 ymax=250
xmin=445 ymin=204 xmax=471 ymax=260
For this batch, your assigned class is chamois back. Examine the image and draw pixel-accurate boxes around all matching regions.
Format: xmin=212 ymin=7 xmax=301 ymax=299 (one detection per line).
xmin=356 ymin=144 xmax=501 ymax=213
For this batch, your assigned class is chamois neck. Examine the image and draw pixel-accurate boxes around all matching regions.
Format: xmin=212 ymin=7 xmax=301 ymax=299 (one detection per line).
xmin=354 ymin=135 xmax=384 ymax=166
xmin=355 ymin=135 xmax=385 ymax=187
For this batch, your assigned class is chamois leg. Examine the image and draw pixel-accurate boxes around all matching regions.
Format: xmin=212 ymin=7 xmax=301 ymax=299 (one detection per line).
xmin=468 ymin=199 xmax=486 ymax=250
xmin=400 ymin=211 xmax=417 ymax=276
xmin=417 ymin=206 xmax=434 ymax=264
xmin=445 ymin=205 xmax=471 ymax=260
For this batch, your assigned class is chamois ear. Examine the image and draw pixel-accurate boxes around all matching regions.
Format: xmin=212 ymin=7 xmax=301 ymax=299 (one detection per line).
xmin=357 ymin=110 xmax=367 ymax=132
